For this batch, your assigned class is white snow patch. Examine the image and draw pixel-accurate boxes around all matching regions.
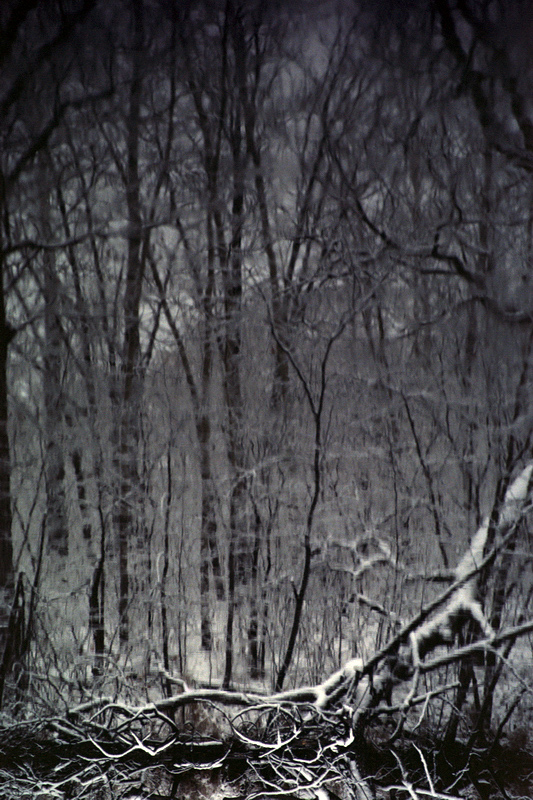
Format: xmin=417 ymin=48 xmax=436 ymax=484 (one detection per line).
xmin=500 ymin=462 xmax=533 ymax=525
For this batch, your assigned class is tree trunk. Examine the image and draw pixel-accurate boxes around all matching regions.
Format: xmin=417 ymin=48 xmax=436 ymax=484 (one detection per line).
xmin=0 ymin=177 xmax=15 ymax=651
xmin=223 ymin=471 xmax=246 ymax=689
xmin=71 ymin=448 xmax=92 ymax=542
xmin=42 ymin=242 xmax=68 ymax=558
xmin=198 ymin=404 xmax=223 ymax=652
xmin=248 ymin=501 xmax=264 ymax=679
xmin=38 ymin=156 xmax=69 ymax=558
xmin=0 ymin=309 xmax=13 ymax=597
xmin=89 ymin=551 xmax=105 ymax=677
xmin=117 ymin=0 xmax=145 ymax=648
xmin=221 ymin=71 xmax=248 ymax=686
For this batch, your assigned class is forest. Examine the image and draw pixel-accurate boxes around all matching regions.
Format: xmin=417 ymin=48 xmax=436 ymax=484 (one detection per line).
xmin=1 ymin=0 xmax=533 ymax=797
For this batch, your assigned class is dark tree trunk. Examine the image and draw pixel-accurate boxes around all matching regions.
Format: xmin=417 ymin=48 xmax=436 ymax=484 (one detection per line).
xmin=221 ymin=183 xmax=247 ymax=687
xmin=0 ymin=179 xmax=14 ymax=649
xmin=199 ymin=414 xmax=218 ymax=651
xmin=0 ymin=306 xmax=13 ymax=597
xmin=89 ymin=553 xmax=105 ymax=677
xmin=248 ymin=502 xmax=264 ymax=679
xmin=42 ymin=244 xmax=68 ymax=557
xmin=71 ymin=449 xmax=92 ymax=542
xmin=117 ymin=0 xmax=145 ymax=648
xmin=160 ymin=451 xmax=172 ymax=695
xmin=0 ymin=573 xmax=24 ymax=710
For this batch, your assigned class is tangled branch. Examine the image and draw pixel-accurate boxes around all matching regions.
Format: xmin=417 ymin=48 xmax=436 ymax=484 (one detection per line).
xmin=0 ymin=462 xmax=532 ymax=799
